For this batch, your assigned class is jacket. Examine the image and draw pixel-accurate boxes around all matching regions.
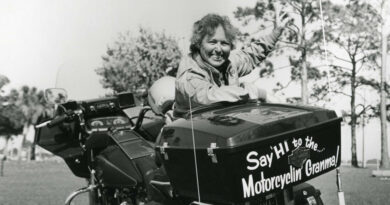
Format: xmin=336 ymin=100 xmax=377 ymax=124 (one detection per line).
xmin=174 ymin=28 xmax=283 ymax=118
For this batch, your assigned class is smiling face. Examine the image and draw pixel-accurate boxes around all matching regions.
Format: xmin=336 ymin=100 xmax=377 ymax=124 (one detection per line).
xmin=199 ymin=25 xmax=232 ymax=68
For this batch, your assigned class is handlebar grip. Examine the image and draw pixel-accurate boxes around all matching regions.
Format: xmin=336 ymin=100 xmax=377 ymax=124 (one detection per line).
xmin=47 ymin=115 xmax=68 ymax=128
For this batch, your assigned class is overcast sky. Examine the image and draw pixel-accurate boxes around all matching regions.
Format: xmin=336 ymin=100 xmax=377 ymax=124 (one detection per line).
xmin=0 ymin=0 xmax=256 ymax=99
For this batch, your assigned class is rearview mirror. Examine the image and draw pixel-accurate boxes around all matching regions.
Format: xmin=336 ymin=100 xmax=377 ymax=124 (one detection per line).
xmin=45 ymin=88 xmax=68 ymax=104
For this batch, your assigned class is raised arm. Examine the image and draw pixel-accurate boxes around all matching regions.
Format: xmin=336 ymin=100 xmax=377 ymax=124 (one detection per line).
xmin=230 ymin=12 xmax=292 ymax=77
xmin=229 ymin=27 xmax=284 ymax=77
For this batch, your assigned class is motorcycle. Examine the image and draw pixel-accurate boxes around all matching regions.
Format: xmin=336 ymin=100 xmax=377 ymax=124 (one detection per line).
xmin=35 ymin=78 xmax=342 ymax=205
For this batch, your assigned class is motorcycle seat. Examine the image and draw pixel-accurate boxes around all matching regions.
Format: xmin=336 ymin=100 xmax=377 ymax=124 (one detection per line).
xmin=139 ymin=117 xmax=165 ymax=142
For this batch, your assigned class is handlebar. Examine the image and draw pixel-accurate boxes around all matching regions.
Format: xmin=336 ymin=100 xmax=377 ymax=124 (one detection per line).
xmin=35 ymin=111 xmax=79 ymax=129
xmin=47 ymin=114 xmax=69 ymax=128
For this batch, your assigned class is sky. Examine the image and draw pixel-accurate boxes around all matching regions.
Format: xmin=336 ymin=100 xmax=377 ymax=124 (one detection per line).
xmin=0 ymin=0 xmax=377 ymax=105
xmin=0 ymin=0 xmax=389 ymax=161
xmin=0 ymin=0 xmax=256 ymax=100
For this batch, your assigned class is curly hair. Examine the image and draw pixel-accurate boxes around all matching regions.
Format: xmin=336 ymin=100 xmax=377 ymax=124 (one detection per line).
xmin=190 ymin=14 xmax=238 ymax=54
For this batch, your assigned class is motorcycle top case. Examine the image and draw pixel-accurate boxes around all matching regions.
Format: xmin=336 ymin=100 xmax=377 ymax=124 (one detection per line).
xmin=155 ymin=102 xmax=342 ymax=204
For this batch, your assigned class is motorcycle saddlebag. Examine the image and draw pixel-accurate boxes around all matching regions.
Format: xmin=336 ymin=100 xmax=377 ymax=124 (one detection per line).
xmin=155 ymin=102 xmax=342 ymax=204
xmin=36 ymin=122 xmax=90 ymax=178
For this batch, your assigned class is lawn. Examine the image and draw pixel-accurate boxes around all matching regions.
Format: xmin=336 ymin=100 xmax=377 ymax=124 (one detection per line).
xmin=0 ymin=161 xmax=389 ymax=205
xmin=309 ymin=165 xmax=390 ymax=205
xmin=0 ymin=160 xmax=88 ymax=205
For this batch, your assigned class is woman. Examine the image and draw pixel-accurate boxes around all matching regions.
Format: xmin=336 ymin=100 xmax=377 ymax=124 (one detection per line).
xmin=174 ymin=13 xmax=290 ymax=118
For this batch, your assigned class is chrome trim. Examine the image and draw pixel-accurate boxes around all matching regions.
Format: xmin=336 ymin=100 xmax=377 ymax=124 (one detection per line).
xmin=64 ymin=185 xmax=97 ymax=205
xmin=150 ymin=180 xmax=171 ymax=186
xmin=190 ymin=202 xmax=213 ymax=205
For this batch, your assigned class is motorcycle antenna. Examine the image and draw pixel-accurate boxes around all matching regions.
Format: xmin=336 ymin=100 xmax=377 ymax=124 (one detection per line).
xmin=188 ymin=97 xmax=202 ymax=203
xmin=55 ymin=62 xmax=66 ymax=88
xmin=318 ymin=1 xmax=345 ymax=205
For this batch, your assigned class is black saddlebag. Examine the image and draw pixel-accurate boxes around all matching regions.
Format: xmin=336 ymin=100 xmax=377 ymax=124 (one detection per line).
xmin=155 ymin=102 xmax=342 ymax=204
xmin=36 ymin=122 xmax=90 ymax=178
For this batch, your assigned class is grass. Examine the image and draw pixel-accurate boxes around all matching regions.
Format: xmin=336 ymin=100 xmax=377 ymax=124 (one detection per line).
xmin=0 ymin=161 xmax=389 ymax=205
xmin=309 ymin=165 xmax=390 ymax=205
xmin=0 ymin=160 xmax=88 ymax=205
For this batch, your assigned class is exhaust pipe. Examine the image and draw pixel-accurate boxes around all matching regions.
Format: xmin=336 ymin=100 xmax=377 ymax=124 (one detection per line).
xmin=65 ymin=184 xmax=97 ymax=205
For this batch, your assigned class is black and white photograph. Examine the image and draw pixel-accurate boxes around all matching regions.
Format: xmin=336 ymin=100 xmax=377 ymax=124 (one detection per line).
xmin=0 ymin=0 xmax=390 ymax=204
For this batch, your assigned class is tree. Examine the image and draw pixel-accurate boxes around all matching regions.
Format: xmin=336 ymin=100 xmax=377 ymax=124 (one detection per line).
xmin=18 ymin=87 xmax=48 ymax=160
xmin=0 ymin=75 xmax=14 ymax=156
xmin=0 ymin=76 xmax=21 ymax=138
xmin=0 ymin=74 xmax=10 ymax=105
xmin=0 ymin=105 xmax=25 ymax=159
xmin=370 ymin=0 xmax=390 ymax=169
xmin=0 ymin=75 xmax=49 ymax=159
xmin=0 ymin=85 xmax=48 ymax=160
xmin=0 ymin=75 xmax=9 ymax=91
xmin=0 ymin=104 xmax=25 ymax=137
xmin=377 ymin=0 xmax=389 ymax=169
xmin=0 ymin=88 xmax=26 ymax=157
xmin=96 ymin=27 xmax=182 ymax=97
xmin=321 ymin=0 xmax=381 ymax=167
xmin=234 ymin=0 xmax=325 ymax=104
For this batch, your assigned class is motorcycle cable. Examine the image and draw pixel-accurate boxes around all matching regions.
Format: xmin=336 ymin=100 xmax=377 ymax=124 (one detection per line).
xmin=188 ymin=96 xmax=202 ymax=203
xmin=318 ymin=1 xmax=345 ymax=205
